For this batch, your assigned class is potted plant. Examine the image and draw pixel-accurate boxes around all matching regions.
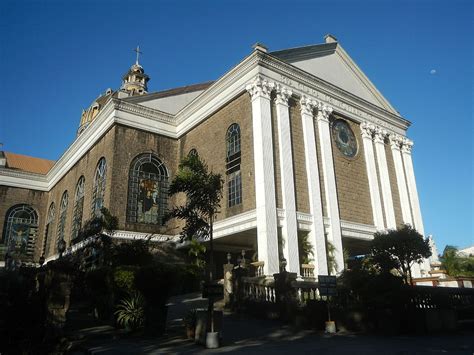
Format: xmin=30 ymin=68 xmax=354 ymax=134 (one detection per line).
xmin=183 ymin=309 xmax=197 ymax=339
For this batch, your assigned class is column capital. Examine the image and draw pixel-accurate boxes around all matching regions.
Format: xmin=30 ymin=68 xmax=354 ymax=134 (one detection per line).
xmin=373 ymin=126 xmax=388 ymax=144
xmin=401 ymin=138 xmax=414 ymax=154
xmin=299 ymin=95 xmax=317 ymax=116
xmin=360 ymin=121 xmax=376 ymax=139
xmin=316 ymin=103 xmax=333 ymax=122
xmin=388 ymin=133 xmax=404 ymax=150
xmin=246 ymin=75 xmax=274 ymax=100
xmin=274 ymin=84 xmax=293 ymax=106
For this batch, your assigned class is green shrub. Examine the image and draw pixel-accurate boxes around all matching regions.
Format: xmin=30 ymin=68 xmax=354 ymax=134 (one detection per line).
xmin=115 ymin=291 xmax=146 ymax=331
xmin=113 ymin=266 xmax=138 ymax=293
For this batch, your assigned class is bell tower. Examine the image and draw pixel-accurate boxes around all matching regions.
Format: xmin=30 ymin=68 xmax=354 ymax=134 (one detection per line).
xmin=121 ymin=46 xmax=149 ymax=96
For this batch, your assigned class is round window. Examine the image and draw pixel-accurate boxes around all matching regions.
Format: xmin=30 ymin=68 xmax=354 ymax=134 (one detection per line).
xmin=332 ymin=119 xmax=358 ymax=158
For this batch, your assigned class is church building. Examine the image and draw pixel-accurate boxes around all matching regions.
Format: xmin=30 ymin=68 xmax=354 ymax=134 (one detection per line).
xmin=0 ymin=35 xmax=429 ymax=277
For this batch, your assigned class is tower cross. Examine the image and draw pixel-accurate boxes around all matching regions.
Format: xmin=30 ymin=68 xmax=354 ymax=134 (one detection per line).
xmin=133 ymin=45 xmax=142 ymax=65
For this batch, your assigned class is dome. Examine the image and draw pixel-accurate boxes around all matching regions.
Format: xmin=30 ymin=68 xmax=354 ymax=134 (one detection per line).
xmin=77 ymin=89 xmax=115 ymax=136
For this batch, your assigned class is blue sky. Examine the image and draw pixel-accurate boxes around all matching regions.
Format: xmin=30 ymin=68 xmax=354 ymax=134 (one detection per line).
xmin=0 ymin=0 xmax=472 ymax=252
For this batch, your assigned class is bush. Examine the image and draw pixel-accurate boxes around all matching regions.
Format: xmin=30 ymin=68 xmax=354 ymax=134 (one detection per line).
xmin=112 ymin=240 xmax=154 ymax=267
xmin=113 ymin=265 xmax=138 ymax=294
xmin=115 ymin=291 xmax=146 ymax=331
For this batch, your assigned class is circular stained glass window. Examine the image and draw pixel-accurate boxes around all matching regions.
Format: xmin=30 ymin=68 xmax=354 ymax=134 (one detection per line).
xmin=332 ymin=119 xmax=358 ymax=158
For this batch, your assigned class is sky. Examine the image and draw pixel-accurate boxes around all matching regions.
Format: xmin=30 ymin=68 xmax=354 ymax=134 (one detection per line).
xmin=0 ymin=0 xmax=472 ymax=252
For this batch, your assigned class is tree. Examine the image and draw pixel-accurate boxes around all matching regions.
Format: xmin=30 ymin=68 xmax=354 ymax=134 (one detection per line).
xmin=369 ymin=224 xmax=431 ymax=285
xmin=440 ymin=246 xmax=474 ymax=277
xmin=166 ymin=155 xmax=223 ymax=280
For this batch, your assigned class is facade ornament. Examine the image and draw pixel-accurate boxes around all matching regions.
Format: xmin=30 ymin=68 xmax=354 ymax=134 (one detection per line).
xmin=246 ymin=75 xmax=274 ymax=100
xmin=316 ymin=102 xmax=333 ymax=122
xmin=401 ymin=138 xmax=414 ymax=154
xmin=299 ymin=95 xmax=317 ymax=116
xmin=373 ymin=126 xmax=388 ymax=144
xmin=360 ymin=121 xmax=376 ymax=139
xmin=274 ymin=84 xmax=293 ymax=106
xmin=388 ymin=133 xmax=404 ymax=150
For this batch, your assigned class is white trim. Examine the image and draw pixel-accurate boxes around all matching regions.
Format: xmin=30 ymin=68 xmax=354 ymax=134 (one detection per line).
xmin=360 ymin=122 xmax=384 ymax=230
xmin=275 ymin=85 xmax=300 ymax=274
xmin=247 ymin=75 xmax=279 ymax=276
xmin=316 ymin=105 xmax=344 ymax=273
xmin=213 ymin=209 xmax=257 ymax=238
xmin=401 ymin=141 xmax=424 ymax=235
xmin=340 ymin=220 xmax=377 ymax=240
xmin=389 ymin=135 xmax=413 ymax=225
xmin=373 ymin=128 xmax=396 ymax=229
xmin=300 ymin=97 xmax=328 ymax=275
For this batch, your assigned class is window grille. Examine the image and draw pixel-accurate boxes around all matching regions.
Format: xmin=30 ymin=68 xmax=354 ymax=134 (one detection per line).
xmin=43 ymin=203 xmax=55 ymax=256
xmin=127 ymin=153 xmax=169 ymax=225
xmin=71 ymin=176 xmax=85 ymax=243
xmin=56 ymin=191 xmax=68 ymax=251
xmin=91 ymin=158 xmax=107 ymax=216
xmin=226 ymin=124 xmax=242 ymax=207
xmin=2 ymin=204 xmax=38 ymax=262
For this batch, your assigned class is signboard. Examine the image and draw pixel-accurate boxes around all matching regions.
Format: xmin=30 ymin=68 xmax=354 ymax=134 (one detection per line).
xmin=318 ymin=275 xmax=337 ymax=296
xmin=202 ymin=282 xmax=224 ymax=300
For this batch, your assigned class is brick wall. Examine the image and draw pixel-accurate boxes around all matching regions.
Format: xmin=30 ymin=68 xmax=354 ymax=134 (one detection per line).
xmin=385 ymin=142 xmax=403 ymax=227
xmin=178 ymin=93 xmax=255 ymax=221
xmin=331 ymin=117 xmax=373 ymax=226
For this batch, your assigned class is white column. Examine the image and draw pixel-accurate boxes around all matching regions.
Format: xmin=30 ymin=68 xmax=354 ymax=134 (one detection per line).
xmin=274 ymin=84 xmax=300 ymax=274
xmin=373 ymin=127 xmax=396 ymax=229
xmin=360 ymin=122 xmax=384 ymax=230
xmin=401 ymin=138 xmax=425 ymax=235
xmin=300 ymin=96 xmax=328 ymax=275
xmin=389 ymin=134 xmax=413 ymax=226
xmin=246 ymin=75 xmax=279 ymax=276
xmin=316 ymin=103 xmax=344 ymax=274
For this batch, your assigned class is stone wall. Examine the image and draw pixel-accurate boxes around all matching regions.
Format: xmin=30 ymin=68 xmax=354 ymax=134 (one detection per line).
xmin=0 ymin=185 xmax=49 ymax=260
xmin=178 ymin=93 xmax=255 ymax=221
xmin=331 ymin=117 xmax=373 ymax=226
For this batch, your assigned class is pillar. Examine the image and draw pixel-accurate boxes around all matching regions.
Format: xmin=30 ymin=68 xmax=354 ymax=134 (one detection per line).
xmin=316 ymin=103 xmax=344 ymax=274
xmin=300 ymin=96 xmax=328 ymax=275
xmin=274 ymin=84 xmax=300 ymax=274
xmin=360 ymin=122 xmax=384 ymax=230
xmin=246 ymin=75 xmax=279 ymax=276
xmin=373 ymin=127 xmax=396 ymax=229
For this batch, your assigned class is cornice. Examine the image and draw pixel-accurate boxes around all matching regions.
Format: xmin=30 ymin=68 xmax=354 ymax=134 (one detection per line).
xmin=113 ymin=99 xmax=176 ymax=123
xmin=257 ymin=52 xmax=410 ymax=134
xmin=0 ymin=168 xmax=49 ymax=191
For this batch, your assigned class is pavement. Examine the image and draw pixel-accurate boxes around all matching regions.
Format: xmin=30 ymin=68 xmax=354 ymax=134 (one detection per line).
xmin=75 ymin=292 xmax=474 ymax=354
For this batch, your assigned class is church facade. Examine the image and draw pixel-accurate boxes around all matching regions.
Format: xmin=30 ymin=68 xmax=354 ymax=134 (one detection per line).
xmin=0 ymin=35 xmax=429 ymax=277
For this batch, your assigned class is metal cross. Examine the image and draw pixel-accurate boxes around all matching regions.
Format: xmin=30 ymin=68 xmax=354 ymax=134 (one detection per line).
xmin=133 ymin=45 xmax=142 ymax=65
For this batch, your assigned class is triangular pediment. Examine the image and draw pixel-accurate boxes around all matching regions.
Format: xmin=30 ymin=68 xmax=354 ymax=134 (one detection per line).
xmin=271 ymin=42 xmax=398 ymax=115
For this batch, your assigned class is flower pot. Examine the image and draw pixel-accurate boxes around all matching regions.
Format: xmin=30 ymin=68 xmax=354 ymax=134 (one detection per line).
xmin=206 ymin=331 xmax=220 ymax=348
xmin=325 ymin=321 xmax=336 ymax=334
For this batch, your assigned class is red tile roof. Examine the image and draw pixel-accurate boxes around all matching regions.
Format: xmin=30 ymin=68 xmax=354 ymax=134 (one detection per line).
xmin=4 ymin=152 xmax=55 ymax=175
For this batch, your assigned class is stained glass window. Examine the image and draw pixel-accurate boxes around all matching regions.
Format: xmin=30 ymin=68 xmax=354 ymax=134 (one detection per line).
xmin=91 ymin=158 xmax=107 ymax=216
xmin=71 ymin=176 xmax=85 ymax=243
xmin=127 ymin=154 xmax=168 ymax=225
xmin=43 ymin=203 xmax=55 ymax=257
xmin=332 ymin=119 xmax=358 ymax=158
xmin=56 ymin=191 xmax=68 ymax=251
xmin=188 ymin=149 xmax=198 ymax=157
xmin=2 ymin=204 xmax=38 ymax=263
xmin=226 ymin=123 xmax=242 ymax=207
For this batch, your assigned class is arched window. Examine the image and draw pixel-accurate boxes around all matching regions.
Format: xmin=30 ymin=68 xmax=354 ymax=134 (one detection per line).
xmin=57 ymin=191 xmax=68 ymax=250
xmin=43 ymin=203 xmax=55 ymax=256
xmin=188 ymin=148 xmax=198 ymax=157
xmin=226 ymin=123 xmax=241 ymax=158
xmin=91 ymin=158 xmax=107 ymax=216
xmin=226 ymin=124 xmax=242 ymax=207
xmin=127 ymin=153 xmax=168 ymax=225
xmin=2 ymin=204 xmax=38 ymax=262
xmin=71 ymin=176 xmax=85 ymax=243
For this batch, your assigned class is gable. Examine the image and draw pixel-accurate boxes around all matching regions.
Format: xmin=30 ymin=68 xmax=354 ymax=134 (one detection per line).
xmin=271 ymin=43 xmax=398 ymax=115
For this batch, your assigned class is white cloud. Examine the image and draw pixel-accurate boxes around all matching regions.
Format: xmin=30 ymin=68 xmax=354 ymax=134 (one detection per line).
xmin=430 ymin=69 xmax=437 ymax=75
